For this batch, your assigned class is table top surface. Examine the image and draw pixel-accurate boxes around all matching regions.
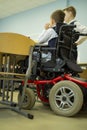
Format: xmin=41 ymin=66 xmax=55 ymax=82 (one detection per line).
xmin=0 ymin=32 xmax=36 ymax=55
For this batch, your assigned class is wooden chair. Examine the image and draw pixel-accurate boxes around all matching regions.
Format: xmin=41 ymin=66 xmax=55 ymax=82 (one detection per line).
xmin=0 ymin=32 xmax=36 ymax=119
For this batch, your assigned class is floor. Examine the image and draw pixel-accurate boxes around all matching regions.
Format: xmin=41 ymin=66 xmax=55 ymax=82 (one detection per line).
xmin=0 ymin=92 xmax=87 ymax=130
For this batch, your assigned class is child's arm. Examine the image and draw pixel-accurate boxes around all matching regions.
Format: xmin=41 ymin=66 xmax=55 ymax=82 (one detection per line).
xmin=38 ymin=28 xmax=54 ymax=44
xmin=38 ymin=22 xmax=57 ymax=44
xmin=38 ymin=23 xmax=51 ymax=43
xmin=76 ymin=36 xmax=87 ymax=45
xmin=75 ymin=21 xmax=87 ymax=34
xmin=75 ymin=21 xmax=87 ymax=45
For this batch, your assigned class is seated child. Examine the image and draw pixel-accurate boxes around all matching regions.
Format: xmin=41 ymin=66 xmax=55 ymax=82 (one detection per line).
xmin=38 ymin=10 xmax=65 ymax=47
xmin=36 ymin=10 xmax=65 ymax=61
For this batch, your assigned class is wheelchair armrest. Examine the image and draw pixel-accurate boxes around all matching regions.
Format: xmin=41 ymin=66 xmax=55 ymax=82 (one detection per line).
xmin=34 ymin=44 xmax=56 ymax=51
xmin=79 ymin=33 xmax=87 ymax=36
xmin=34 ymin=44 xmax=49 ymax=50
xmin=35 ymin=44 xmax=49 ymax=47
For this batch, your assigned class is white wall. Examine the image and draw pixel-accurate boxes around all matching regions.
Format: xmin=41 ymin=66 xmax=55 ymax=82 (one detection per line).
xmin=0 ymin=0 xmax=87 ymax=63
xmin=0 ymin=0 xmax=66 ymax=39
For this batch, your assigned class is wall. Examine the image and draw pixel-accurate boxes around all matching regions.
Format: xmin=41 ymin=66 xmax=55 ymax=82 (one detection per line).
xmin=0 ymin=0 xmax=87 ymax=63
xmin=0 ymin=0 xmax=66 ymax=39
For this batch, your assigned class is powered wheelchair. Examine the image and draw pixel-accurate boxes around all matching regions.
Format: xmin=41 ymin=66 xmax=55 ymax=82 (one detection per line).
xmin=18 ymin=23 xmax=87 ymax=117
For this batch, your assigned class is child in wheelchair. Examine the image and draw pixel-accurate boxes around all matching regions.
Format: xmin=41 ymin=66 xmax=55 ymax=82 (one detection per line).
xmin=38 ymin=10 xmax=65 ymax=47
xmin=33 ymin=29 xmax=82 ymax=80
xmin=33 ymin=10 xmax=65 ymax=63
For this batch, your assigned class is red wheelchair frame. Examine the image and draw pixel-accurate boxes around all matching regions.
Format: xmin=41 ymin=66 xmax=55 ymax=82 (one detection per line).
xmin=24 ymin=74 xmax=87 ymax=103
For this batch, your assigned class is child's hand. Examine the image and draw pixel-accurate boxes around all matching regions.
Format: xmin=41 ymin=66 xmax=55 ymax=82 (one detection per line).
xmin=44 ymin=23 xmax=50 ymax=30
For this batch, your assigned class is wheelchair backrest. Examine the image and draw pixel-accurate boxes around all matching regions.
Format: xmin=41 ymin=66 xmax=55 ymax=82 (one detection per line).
xmin=55 ymin=23 xmax=79 ymax=62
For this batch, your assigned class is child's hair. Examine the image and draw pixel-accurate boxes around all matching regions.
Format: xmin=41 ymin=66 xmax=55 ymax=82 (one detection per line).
xmin=51 ymin=10 xmax=65 ymax=23
xmin=63 ymin=6 xmax=76 ymax=17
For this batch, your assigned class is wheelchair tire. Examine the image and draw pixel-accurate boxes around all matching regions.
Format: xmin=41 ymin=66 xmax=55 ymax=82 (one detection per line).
xmin=18 ymin=88 xmax=36 ymax=110
xmin=49 ymin=80 xmax=83 ymax=117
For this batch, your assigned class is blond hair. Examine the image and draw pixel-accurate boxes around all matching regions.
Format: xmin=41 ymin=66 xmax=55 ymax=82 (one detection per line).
xmin=63 ymin=6 xmax=76 ymax=17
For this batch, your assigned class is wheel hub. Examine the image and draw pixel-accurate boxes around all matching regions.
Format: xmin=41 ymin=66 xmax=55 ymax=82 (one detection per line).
xmin=55 ymin=86 xmax=74 ymax=110
xmin=62 ymin=96 xmax=67 ymax=102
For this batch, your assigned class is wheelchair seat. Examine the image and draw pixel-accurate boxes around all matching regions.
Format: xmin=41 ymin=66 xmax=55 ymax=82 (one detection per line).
xmin=66 ymin=60 xmax=82 ymax=73
xmin=42 ymin=58 xmax=82 ymax=73
xmin=42 ymin=58 xmax=65 ymax=72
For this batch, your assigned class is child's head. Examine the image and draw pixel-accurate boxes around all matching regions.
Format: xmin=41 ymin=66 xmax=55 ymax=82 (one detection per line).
xmin=50 ymin=10 xmax=65 ymax=27
xmin=63 ymin=6 xmax=76 ymax=23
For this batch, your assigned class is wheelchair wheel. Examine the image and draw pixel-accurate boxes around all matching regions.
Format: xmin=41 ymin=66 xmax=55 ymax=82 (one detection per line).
xmin=18 ymin=88 xmax=36 ymax=110
xmin=49 ymin=80 xmax=83 ymax=117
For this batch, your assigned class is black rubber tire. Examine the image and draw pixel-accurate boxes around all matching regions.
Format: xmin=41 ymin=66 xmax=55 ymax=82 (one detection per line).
xmin=49 ymin=80 xmax=83 ymax=117
xmin=18 ymin=88 xmax=36 ymax=110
